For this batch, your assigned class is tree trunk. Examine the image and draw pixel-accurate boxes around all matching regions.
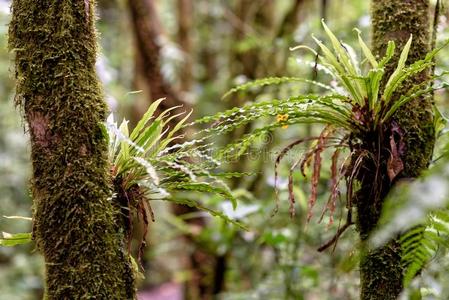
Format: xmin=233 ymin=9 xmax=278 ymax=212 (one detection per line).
xmin=127 ymin=0 xmax=187 ymax=126
xmin=9 ymin=1 xmax=136 ymax=299
xmin=357 ymin=1 xmax=434 ymax=299
xmin=177 ymin=0 xmax=193 ymax=92
xmin=127 ymin=1 xmax=219 ymax=298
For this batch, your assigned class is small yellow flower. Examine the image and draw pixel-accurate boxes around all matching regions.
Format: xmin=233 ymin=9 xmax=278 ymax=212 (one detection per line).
xmin=276 ymin=114 xmax=289 ymax=122
xmin=277 ymin=114 xmax=289 ymax=129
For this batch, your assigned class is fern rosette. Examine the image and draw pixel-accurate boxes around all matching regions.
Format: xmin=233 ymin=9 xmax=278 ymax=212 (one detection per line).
xmin=193 ymin=21 xmax=449 ymax=252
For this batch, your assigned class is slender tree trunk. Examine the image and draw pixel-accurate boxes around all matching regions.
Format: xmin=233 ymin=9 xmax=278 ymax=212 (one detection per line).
xmin=8 ymin=1 xmax=136 ymax=299
xmin=177 ymin=0 xmax=193 ymax=92
xmin=277 ymin=0 xmax=305 ymax=39
xmin=127 ymin=1 xmax=219 ymax=298
xmin=127 ymin=0 xmax=187 ymax=126
xmin=357 ymin=1 xmax=434 ymax=299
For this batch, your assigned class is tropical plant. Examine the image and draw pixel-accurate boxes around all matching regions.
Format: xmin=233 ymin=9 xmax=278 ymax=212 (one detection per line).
xmin=192 ymin=20 xmax=449 ymax=250
xmin=1 ymin=98 xmax=245 ymax=263
xmin=102 ymin=98 xmax=248 ymax=262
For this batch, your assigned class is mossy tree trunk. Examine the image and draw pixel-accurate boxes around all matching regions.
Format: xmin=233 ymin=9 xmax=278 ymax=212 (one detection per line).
xmin=357 ymin=1 xmax=434 ymax=299
xmin=9 ymin=1 xmax=136 ymax=298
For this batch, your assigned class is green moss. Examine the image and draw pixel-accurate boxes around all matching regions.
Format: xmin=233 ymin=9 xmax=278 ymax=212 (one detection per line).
xmin=360 ymin=241 xmax=403 ymax=300
xmin=355 ymin=1 xmax=434 ymax=299
xmin=9 ymin=1 xmax=136 ymax=298
xmin=372 ymin=0 xmax=434 ymax=177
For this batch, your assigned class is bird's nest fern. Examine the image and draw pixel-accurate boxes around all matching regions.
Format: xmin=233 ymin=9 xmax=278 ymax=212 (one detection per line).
xmin=104 ymin=98 xmax=246 ymax=265
xmin=191 ymin=21 xmax=449 ymax=251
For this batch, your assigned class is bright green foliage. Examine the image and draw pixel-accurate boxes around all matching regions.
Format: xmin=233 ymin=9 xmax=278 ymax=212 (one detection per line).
xmin=215 ymin=21 xmax=447 ymax=137
xmin=106 ymin=99 xmax=244 ymax=232
xmin=0 ymin=216 xmax=32 ymax=246
xmin=399 ymin=211 xmax=449 ymax=286
xmin=0 ymin=232 xmax=31 ymax=247
xmin=1 ymin=99 xmax=245 ymax=254
xmin=195 ymin=21 xmax=448 ymax=223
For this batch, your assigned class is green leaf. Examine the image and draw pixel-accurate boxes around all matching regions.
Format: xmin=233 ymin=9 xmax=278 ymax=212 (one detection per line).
xmin=382 ymin=82 xmax=448 ymax=123
xmin=155 ymin=105 xmax=183 ymax=122
xmin=322 ymin=20 xmax=359 ymax=77
xmin=312 ymin=35 xmax=345 ymax=74
xmin=321 ymin=21 xmax=365 ymax=101
xmin=135 ymin=120 xmax=163 ymax=155
xmin=0 ymin=232 xmax=32 ymax=247
xmin=434 ymin=106 xmax=448 ymax=138
xmin=366 ymin=68 xmax=384 ymax=110
xmin=165 ymin=198 xmax=248 ymax=230
xmin=168 ymin=182 xmax=238 ymax=210
xmin=354 ymin=28 xmax=378 ymax=68
xmin=383 ymin=35 xmax=413 ymax=102
xmin=115 ymin=118 xmax=131 ymax=167
xmin=222 ymin=76 xmax=339 ymax=99
xmin=167 ymin=110 xmax=192 ymax=139
xmin=130 ymin=98 xmax=164 ymax=140
xmin=379 ymin=41 xmax=396 ymax=68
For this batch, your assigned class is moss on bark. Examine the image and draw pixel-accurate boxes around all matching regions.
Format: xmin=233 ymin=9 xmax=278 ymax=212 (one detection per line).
xmin=9 ymin=1 xmax=136 ymax=298
xmin=372 ymin=0 xmax=434 ymax=177
xmin=357 ymin=1 xmax=434 ymax=299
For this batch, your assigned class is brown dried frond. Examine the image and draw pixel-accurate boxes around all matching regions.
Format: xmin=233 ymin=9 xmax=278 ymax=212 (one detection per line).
xmin=319 ymin=149 xmax=341 ymax=226
xmin=136 ymin=199 xmax=150 ymax=270
xmin=273 ymin=137 xmax=318 ymax=216
xmin=307 ymin=127 xmax=333 ymax=223
xmin=346 ymin=150 xmax=369 ymax=208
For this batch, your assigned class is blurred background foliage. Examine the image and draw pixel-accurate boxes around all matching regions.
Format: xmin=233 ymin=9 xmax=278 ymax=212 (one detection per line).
xmin=1 ymin=0 xmax=449 ymax=299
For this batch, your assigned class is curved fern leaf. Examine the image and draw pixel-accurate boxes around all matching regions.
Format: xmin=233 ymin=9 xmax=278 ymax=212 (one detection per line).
xmin=166 ymin=182 xmax=238 ymax=210
xmin=165 ymin=198 xmax=248 ymax=230
xmin=401 ymin=212 xmax=449 ymax=286
xmin=222 ymin=76 xmax=340 ymax=99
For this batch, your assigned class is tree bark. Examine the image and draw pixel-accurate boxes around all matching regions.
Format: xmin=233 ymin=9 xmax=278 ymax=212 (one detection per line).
xmin=177 ymin=0 xmax=193 ymax=92
xmin=357 ymin=1 xmax=434 ymax=299
xmin=127 ymin=0 xmax=187 ymax=126
xmin=127 ymin=1 xmax=219 ymax=298
xmin=9 ymin=1 xmax=136 ymax=299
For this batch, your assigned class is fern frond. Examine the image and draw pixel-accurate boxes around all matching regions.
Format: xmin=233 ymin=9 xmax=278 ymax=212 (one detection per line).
xmin=166 ymin=182 xmax=237 ymax=209
xmin=222 ymin=76 xmax=340 ymax=99
xmin=354 ymin=28 xmax=378 ymax=68
xmin=401 ymin=211 xmax=449 ymax=286
xmin=383 ymin=35 xmax=414 ymax=102
xmin=194 ymin=94 xmax=352 ymax=139
xmin=165 ymin=198 xmax=248 ymax=230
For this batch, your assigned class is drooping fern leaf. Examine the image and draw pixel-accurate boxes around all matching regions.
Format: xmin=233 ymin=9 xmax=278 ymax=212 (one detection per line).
xmin=401 ymin=211 xmax=449 ymax=286
xmin=222 ymin=76 xmax=340 ymax=99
